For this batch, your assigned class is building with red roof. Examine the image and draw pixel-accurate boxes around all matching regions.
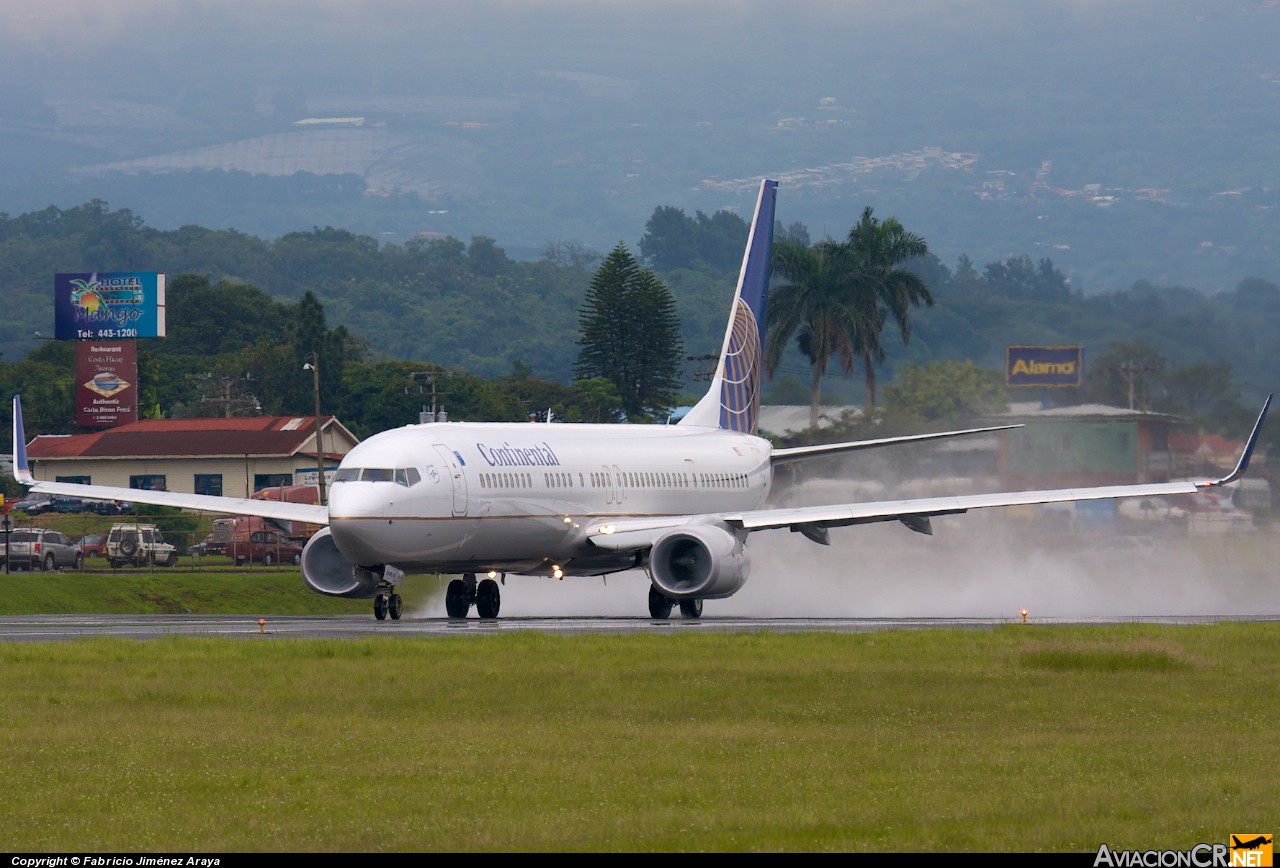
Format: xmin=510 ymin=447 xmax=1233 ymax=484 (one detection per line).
xmin=25 ymin=415 xmax=358 ymax=498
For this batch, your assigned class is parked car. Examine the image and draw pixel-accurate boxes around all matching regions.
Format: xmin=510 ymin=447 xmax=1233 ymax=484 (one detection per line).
xmin=0 ymin=528 xmax=83 ymax=571
xmin=106 ymin=523 xmax=179 ymax=568
xmin=85 ymin=499 xmax=131 ymax=516
xmin=77 ymin=532 xmax=109 ymax=558
xmin=45 ymin=495 xmax=88 ymax=514
xmin=1116 ymin=497 xmax=1187 ymax=524
xmin=228 ymin=529 xmax=303 ymax=566
xmin=10 ymin=494 xmax=52 ymax=515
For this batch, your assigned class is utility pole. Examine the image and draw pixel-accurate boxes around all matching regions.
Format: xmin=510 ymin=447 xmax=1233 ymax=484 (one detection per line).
xmin=410 ymin=371 xmax=453 ymax=423
xmin=687 ymin=353 xmax=718 ymax=382
xmin=201 ymin=373 xmax=259 ymax=417
xmin=304 ymin=352 xmax=326 ymax=505
xmin=1116 ymin=359 xmax=1155 ymax=411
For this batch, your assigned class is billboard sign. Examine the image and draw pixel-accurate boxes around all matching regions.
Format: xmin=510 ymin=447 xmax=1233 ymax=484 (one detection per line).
xmin=1006 ymin=345 xmax=1083 ymax=387
xmin=54 ymin=272 xmax=166 ymax=340
xmin=75 ymin=340 xmax=138 ymax=427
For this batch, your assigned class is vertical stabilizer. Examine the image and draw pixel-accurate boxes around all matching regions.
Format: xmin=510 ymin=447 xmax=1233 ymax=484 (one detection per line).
xmin=679 ymin=178 xmax=778 ymax=432
xmin=12 ymin=395 xmax=34 ymax=484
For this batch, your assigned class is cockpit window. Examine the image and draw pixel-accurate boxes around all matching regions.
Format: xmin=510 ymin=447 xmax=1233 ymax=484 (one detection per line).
xmin=334 ymin=467 xmax=421 ymax=486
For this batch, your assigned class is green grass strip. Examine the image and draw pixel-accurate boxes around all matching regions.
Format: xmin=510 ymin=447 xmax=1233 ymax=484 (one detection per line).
xmin=0 ymin=624 xmax=1275 ymax=852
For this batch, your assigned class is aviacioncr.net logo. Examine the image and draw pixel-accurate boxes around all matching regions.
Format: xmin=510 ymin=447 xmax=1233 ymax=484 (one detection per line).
xmin=1094 ymin=844 xmax=1227 ymax=867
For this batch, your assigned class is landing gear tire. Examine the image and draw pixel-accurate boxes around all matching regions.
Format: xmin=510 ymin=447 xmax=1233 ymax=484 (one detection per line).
xmin=374 ymin=594 xmax=387 ymax=621
xmin=648 ymin=585 xmax=675 ymax=620
xmin=679 ymin=598 xmax=703 ymax=619
xmin=476 ymin=579 xmax=501 ymax=619
xmin=445 ymin=579 xmax=471 ymax=619
xmin=388 ymin=593 xmax=403 ymax=621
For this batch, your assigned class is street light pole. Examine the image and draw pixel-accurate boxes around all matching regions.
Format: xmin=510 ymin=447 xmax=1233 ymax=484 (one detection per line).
xmin=303 ymin=353 xmax=326 ymax=506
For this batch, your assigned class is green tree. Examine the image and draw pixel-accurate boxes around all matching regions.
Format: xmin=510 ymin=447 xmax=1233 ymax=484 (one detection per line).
xmin=879 ymin=360 xmax=1010 ymax=432
xmin=164 ymin=275 xmax=290 ymax=356
xmin=565 ymin=377 xmax=623 ymax=423
xmin=638 ymin=206 xmax=700 ymax=271
xmin=575 ymin=243 xmax=683 ymax=421
xmin=764 ymin=237 xmax=870 ymax=429
xmin=844 ymin=206 xmax=934 ymax=409
xmin=1081 ymin=341 xmax=1168 ymax=411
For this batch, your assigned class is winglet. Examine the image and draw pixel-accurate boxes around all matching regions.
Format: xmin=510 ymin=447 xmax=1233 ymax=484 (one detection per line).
xmin=12 ymin=395 xmax=35 ymax=485
xmin=1201 ymin=392 xmax=1271 ymax=488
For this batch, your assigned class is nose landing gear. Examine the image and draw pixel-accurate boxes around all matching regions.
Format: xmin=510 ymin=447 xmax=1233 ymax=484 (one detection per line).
xmin=373 ymin=591 xmax=403 ymax=621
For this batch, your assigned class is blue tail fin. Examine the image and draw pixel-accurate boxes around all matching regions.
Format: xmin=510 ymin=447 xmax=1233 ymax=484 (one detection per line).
xmin=679 ymin=178 xmax=778 ymax=432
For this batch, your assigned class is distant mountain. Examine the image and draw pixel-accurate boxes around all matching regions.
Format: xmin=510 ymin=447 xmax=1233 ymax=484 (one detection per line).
xmin=1 ymin=1 xmax=1277 ymax=293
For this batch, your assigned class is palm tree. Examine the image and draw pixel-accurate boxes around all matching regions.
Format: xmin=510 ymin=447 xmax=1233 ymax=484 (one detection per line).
xmin=843 ymin=207 xmax=933 ymax=409
xmin=764 ymin=237 xmax=874 ymax=429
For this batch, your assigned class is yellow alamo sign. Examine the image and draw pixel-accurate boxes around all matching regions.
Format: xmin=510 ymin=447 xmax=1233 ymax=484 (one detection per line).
xmin=1010 ymin=359 xmax=1077 ymax=376
xmin=1006 ymin=345 xmax=1083 ymax=387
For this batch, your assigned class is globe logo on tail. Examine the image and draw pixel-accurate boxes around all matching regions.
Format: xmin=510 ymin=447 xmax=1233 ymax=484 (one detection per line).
xmin=719 ymin=299 xmax=762 ymax=434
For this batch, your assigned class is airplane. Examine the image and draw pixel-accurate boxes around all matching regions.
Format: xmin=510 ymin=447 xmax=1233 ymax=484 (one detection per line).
xmin=10 ymin=178 xmax=1273 ymax=622
xmin=1232 ymin=836 xmax=1273 ymax=851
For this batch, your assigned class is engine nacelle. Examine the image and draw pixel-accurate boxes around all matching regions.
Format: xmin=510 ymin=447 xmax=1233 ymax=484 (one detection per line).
xmin=649 ymin=525 xmax=750 ymax=600
xmin=301 ymin=526 xmax=381 ymax=599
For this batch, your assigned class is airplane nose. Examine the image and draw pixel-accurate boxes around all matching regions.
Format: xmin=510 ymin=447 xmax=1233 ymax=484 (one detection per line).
xmin=327 ymin=475 xmax=461 ymax=564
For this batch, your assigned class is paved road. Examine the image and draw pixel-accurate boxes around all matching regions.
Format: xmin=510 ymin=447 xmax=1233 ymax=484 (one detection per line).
xmin=0 ymin=612 xmax=1276 ymax=642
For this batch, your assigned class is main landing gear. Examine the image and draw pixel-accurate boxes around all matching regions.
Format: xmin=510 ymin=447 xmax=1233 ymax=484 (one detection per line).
xmin=373 ymin=591 xmax=403 ymax=621
xmin=446 ymin=572 xmax=502 ymax=619
xmin=648 ymin=586 xmax=703 ymax=620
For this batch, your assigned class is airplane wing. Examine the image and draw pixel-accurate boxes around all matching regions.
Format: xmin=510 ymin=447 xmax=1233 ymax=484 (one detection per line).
xmin=591 ymin=394 xmax=1271 ymax=551
xmin=770 ymin=424 xmax=1023 ymax=466
xmin=23 ymin=479 xmax=330 ymax=526
xmin=11 ymin=395 xmax=330 ymax=526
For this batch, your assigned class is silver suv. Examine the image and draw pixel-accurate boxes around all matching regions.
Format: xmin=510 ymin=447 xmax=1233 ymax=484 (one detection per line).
xmin=1 ymin=528 xmax=83 ymax=571
xmin=106 ymin=523 xmax=178 ymax=568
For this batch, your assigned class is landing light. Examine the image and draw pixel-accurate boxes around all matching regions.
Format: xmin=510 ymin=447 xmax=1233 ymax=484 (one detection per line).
xmin=1020 ymin=608 xmax=1029 ymax=624
xmin=552 ymin=565 xmax=563 ymax=580
xmin=562 ymin=516 xmax=572 ymax=524
xmin=597 ymin=524 xmax=615 ymax=534
xmin=487 ymin=570 xmax=498 ymax=580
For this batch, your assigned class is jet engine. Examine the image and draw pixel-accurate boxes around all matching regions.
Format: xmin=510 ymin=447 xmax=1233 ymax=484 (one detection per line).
xmin=648 ymin=525 xmax=750 ymax=600
xmin=301 ymin=526 xmax=381 ymax=599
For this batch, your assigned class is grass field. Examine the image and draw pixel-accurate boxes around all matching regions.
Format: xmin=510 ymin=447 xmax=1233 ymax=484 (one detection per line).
xmin=1 ymin=519 xmax=1276 ymax=852
xmin=0 ymin=624 xmax=1276 ymax=852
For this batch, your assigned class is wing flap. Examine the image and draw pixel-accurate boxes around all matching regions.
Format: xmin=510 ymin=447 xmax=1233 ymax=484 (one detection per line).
xmin=726 ymin=479 xmax=1208 ymax=533
xmin=770 ymin=424 xmax=1022 ymax=466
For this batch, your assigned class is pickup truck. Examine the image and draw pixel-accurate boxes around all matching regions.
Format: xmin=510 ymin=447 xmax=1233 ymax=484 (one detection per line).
xmin=228 ymin=529 xmax=303 ymax=566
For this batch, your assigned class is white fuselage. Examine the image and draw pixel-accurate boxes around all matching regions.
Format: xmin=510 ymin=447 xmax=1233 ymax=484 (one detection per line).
xmin=326 ymin=420 xmax=773 ymax=576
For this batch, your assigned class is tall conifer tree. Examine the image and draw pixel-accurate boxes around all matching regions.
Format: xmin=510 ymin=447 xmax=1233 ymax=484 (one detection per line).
xmin=575 ymin=243 xmax=683 ymax=421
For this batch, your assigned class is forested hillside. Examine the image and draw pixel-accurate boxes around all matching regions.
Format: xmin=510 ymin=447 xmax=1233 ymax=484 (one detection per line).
xmin=1 ymin=200 xmax=1276 ymax=451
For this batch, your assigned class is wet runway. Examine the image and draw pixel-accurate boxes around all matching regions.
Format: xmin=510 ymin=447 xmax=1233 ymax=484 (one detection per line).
xmin=0 ymin=612 xmax=1276 ymax=642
